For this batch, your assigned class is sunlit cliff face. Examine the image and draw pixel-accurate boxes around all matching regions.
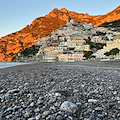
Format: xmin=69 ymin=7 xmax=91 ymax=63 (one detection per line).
xmin=0 ymin=6 xmax=120 ymax=62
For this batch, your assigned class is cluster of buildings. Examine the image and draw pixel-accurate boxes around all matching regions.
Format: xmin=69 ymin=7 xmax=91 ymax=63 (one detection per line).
xmin=94 ymin=33 xmax=120 ymax=58
xmin=36 ymin=19 xmax=116 ymax=62
xmin=37 ymin=36 xmax=89 ymax=62
xmin=15 ymin=19 xmax=119 ymax=62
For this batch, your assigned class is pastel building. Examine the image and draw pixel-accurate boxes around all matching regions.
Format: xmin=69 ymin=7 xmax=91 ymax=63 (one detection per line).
xmin=58 ymin=54 xmax=84 ymax=62
xmin=94 ymin=33 xmax=120 ymax=58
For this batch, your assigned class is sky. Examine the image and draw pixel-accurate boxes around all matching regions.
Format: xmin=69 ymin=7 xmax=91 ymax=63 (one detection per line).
xmin=0 ymin=0 xmax=120 ymax=38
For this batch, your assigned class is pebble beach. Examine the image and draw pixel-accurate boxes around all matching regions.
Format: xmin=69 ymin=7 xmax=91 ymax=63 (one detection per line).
xmin=0 ymin=61 xmax=120 ymax=120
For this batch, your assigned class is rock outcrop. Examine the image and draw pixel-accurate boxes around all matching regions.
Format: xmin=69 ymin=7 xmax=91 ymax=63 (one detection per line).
xmin=0 ymin=6 xmax=120 ymax=62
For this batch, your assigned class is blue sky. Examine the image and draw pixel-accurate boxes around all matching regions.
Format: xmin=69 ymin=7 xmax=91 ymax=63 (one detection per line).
xmin=0 ymin=0 xmax=120 ymax=38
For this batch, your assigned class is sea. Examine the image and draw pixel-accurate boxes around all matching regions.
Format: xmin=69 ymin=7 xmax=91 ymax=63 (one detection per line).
xmin=0 ymin=62 xmax=28 ymax=69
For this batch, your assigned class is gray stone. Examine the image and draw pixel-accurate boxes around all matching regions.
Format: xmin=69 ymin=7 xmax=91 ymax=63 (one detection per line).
xmin=68 ymin=116 xmax=73 ymax=120
xmin=24 ymin=112 xmax=30 ymax=118
xmin=30 ymin=102 xmax=35 ymax=107
xmin=50 ymin=115 xmax=56 ymax=120
xmin=6 ymin=114 xmax=14 ymax=119
xmin=13 ymin=106 xmax=21 ymax=111
xmin=49 ymin=97 xmax=56 ymax=103
xmin=55 ymin=92 xmax=61 ymax=97
xmin=8 ymin=89 xmax=19 ymax=94
xmin=56 ymin=115 xmax=63 ymax=120
xmin=95 ymin=107 xmax=103 ymax=111
xmin=28 ymin=117 xmax=35 ymax=120
xmin=43 ymin=110 xmax=51 ymax=117
xmin=7 ymin=107 xmax=13 ymax=111
xmin=88 ymin=99 xmax=99 ymax=103
xmin=108 ymin=86 xmax=113 ymax=90
xmin=35 ymin=114 xmax=41 ymax=120
xmin=60 ymin=101 xmax=78 ymax=114
xmin=34 ymin=107 xmax=40 ymax=113
xmin=0 ymin=89 xmax=5 ymax=94
xmin=1 ymin=93 xmax=10 ymax=99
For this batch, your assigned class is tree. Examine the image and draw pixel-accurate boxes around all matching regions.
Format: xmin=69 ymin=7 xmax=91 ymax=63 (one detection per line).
xmin=104 ymin=48 xmax=119 ymax=56
xmin=104 ymin=52 xmax=110 ymax=56
xmin=109 ymin=48 xmax=119 ymax=55
xmin=84 ymin=51 xmax=93 ymax=59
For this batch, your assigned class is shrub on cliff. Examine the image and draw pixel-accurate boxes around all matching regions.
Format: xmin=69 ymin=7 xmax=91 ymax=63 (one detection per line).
xmin=104 ymin=48 xmax=120 ymax=56
xmin=20 ymin=45 xmax=40 ymax=57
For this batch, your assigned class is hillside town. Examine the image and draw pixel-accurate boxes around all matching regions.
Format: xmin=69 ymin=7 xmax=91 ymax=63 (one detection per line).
xmin=14 ymin=19 xmax=119 ymax=62
xmin=94 ymin=33 xmax=120 ymax=59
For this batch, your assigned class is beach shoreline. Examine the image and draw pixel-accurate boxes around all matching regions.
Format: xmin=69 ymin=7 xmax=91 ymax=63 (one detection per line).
xmin=0 ymin=61 xmax=120 ymax=119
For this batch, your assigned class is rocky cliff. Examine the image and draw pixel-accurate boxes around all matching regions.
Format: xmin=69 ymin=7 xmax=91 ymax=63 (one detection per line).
xmin=0 ymin=6 xmax=120 ymax=62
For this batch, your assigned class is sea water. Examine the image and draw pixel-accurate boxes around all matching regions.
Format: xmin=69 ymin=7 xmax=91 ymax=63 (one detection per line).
xmin=0 ymin=62 xmax=28 ymax=69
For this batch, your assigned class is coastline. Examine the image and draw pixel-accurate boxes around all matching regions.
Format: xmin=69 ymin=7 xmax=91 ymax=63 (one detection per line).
xmin=0 ymin=62 xmax=30 ymax=69
xmin=0 ymin=60 xmax=120 ymax=73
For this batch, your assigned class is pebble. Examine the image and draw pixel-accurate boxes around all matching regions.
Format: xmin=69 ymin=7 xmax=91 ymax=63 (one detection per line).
xmin=55 ymin=92 xmax=61 ymax=97
xmin=49 ymin=97 xmax=57 ymax=103
xmin=95 ymin=107 xmax=103 ymax=111
xmin=56 ymin=115 xmax=63 ymax=120
xmin=113 ymin=91 xmax=117 ymax=95
xmin=35 ymin=114 xmax=41 ymax=120
xmin=24 ymin=112 xmax=31 ymax=118
xmin=34 ymin=107 xmax=40 ymax=113
xmin=28 ymin=117 xmax=35 ymax=120
xmin=43 ymin=110 xmax=51 ymax=117
xmin=60 ymin=101 xmax=78 ymax=114
xmin=30 ymin=102 xmax=35 ymax=107
xmin=88 ymin=99 xmax=99 ymax=103
xmin=8 ymin=89 xmax=19 ymax=93
xmin=50 ymin=115 xmax=56 ymax=120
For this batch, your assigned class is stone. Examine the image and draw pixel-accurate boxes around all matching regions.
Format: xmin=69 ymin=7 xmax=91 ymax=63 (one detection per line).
xmin=95 ymin=107 xmax=103 ymax=111
xmin=60 ymin=101 xmax=78 ymax=114
xmin=35 ymin=114 xmax=41 ymax=120
xmin=113 ymin=91 xmax=117 ymax=95
xmin=13 ymin=106 xmax=21 ymax=111
xmin=43 ymin=110 xmax=51 ymax=117
xmin=56 ymin=115 xmax=63 ymax=120
xmin=49 ymin=97 xmax=56 ymax=103
xmin=50 ymin=115 xmax=56 ymax=120
xmin=55 ymin=93 xmax=61 ymax=97
xmin=88 ymin=99 xmax=99 ymax=103
xmin=28 ymin=117 xmax=35 ymax=120
xmin=34 ymin=107 xmax=40 ymax=113
xmin=8 ymin=89 xmax=19 ymax=94
xmin=118 ymin=101 xmax=120 ymax=104
xmin=108 ymin=86 xmax=113 ymax=90
xmin=1 ymin=93 xmax=10 ymax=99
xmin=68 ymin=116 xmax=73 ymax=120
xmin=30 ymin=102 xmax=35 ymax=107
xmin=0 ymin=89 xmax=5 ymax=94
xmin=24 ymin=112 xmax=30 ymax=118
xmin=6 ymin=114 xmax=14 ymax=119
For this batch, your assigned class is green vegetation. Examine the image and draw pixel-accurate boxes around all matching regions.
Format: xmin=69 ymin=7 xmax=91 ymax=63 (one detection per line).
xmin=104 ymin=48 xmax=120 ymax=56
xmin=86 ymin=38 xmax=106 ymax=50
xmin=84 ymin=51 xmax=95 ymax=59
xmin=90 ymin=43 xmax=106 ymax=50
xmin=96 ymin=31 xmax=106 ymax=36
xmin=99 ymin=20 xmax=120 ymax=32
xmin=20 ymin=45 xmax=40 ymax=57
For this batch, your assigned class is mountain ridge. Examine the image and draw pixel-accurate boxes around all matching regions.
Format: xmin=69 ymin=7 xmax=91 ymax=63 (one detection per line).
xmin=0 ymin=6 xmax=120 ymax=62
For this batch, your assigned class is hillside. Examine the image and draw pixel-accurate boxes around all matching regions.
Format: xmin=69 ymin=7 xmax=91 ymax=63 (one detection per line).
xmin=99 ymin=19 xmax=120 ymax=32
xmin=0 ymin=6 xmax=120 ymax=62
xmin=14 ymin=19 xmax=116 ymax=62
